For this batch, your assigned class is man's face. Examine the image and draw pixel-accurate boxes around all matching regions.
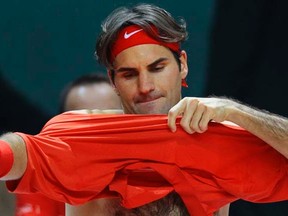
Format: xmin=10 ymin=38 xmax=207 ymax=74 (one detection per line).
xmin=111 ymin=44 xmax=188 ymax=114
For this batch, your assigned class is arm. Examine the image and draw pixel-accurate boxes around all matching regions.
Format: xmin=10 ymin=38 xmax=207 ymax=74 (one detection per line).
xmin=0 ymin=133 xmax=27 ymax=181
xmin=227 ymin=99 xmax=288 ymax=158
xmin=168 ymin=97 xmax=288 ymax=158
xmin=0 ymin=109 xmax=122 ymax=182
xmin=215 ymin=204 xmax=230 ymax=216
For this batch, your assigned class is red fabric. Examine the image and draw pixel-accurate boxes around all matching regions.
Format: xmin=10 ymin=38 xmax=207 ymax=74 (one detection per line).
xmin=15 ymin=193 xmax=64 ymax=216
xmin=111 ymin=25 xmax=180 ymax=62
xmin=6 ymin=113 xmax=288 ymax=216
xmin=0 ymin=140 xmax=14 ymax=177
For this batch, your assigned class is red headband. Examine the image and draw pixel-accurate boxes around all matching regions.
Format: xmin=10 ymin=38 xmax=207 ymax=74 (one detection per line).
xmin=110 ymin=25 xmax=180 ymax=63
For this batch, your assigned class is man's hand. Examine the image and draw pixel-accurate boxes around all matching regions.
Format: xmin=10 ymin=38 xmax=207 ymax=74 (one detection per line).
xmin=168 ymin=97 xmax=233 ymax=134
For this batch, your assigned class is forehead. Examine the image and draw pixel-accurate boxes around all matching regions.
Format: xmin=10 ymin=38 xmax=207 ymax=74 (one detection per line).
xmin=113 ymin=44 xmax=174 ymax=69
xmin=71 ymin=83 xmax=113 ymax=95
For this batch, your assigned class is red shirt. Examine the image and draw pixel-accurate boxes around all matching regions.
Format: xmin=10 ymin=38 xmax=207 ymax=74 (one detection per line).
xmin=6 ymin=112 xmax=288 ymax=216
xmin=15 ymin=193 xmax=64 ymax=216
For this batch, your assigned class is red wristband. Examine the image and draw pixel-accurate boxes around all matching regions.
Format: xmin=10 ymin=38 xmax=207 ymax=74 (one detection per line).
xmin=0 ymin=140 xmax=14 ymax=177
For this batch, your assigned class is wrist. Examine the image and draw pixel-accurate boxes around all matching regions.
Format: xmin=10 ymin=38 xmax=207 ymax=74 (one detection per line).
xmin=225 ymin=100 xmax=249 ymax=126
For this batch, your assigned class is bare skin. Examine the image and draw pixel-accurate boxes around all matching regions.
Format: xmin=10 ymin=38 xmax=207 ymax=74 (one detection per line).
xmin=64 ymin=82 xmax=122 ymax=111
xmin=168 ymin=97 xmax=288 ymax=158
xmin=0 ymin=133 xmax=27 ymax=181
xmin=111 ymin=44 xmax=188 ymax=115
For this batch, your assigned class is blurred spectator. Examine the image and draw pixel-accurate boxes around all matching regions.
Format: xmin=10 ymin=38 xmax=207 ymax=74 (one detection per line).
xmin=14 ymin=72 xmax=121 ymax=216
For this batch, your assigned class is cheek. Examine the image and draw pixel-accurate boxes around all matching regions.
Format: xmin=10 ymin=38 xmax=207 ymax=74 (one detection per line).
xmin=114 ymin=79 xmax=134 ymax=99
xmin=162 ymin=68 xmax=182 ymax=87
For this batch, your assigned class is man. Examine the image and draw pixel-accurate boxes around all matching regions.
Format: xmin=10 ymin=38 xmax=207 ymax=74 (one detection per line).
xmin=59 ymin=73 xmax=121 ymax=112
xmin=95 ymin=3 xmax=287 ymax=158
xmin=60 ymin=73 xmax=122 ymax=215
xmin=92 ymin=3 xmax=288 ymax=215
xmin=1 ymin=3 xmax=288 ymax=216
xmin=15 ymin=73 xmax=122 ymax=216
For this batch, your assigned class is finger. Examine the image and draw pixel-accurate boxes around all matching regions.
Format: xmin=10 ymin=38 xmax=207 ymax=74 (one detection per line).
xmin=180 ymin=99 xmax=199 ymax=134
xmin=198 ymin=107 xmax=213 ymax=132
xmin=168 ymin=99 xmax=186 ymax=132
xmin=189 ymin=102 xmax=206 ymax=133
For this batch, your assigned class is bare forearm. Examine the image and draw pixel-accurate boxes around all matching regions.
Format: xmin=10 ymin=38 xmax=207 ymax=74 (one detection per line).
xmin=227 ymin=100 xmax=288 ymax=158
xmin=169 ymin=96 xmax=288 ymax=158
xmin=0 ymin=133 xmax=27 ymax=180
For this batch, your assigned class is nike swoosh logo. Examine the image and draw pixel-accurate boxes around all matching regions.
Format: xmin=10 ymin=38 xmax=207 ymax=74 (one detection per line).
xmin=124 ymin=29 xmax=143 ymax=39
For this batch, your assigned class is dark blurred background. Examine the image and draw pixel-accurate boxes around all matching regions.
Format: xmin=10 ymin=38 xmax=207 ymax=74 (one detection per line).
xmin=1 ymin=0 xmax=287 ymax=215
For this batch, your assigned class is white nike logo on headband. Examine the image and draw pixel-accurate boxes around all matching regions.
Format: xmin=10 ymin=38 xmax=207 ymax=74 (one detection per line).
xmin=124 ymin=29 xmax=143 ymax=39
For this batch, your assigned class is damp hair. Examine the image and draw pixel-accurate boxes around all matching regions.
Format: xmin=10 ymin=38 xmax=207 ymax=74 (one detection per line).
xmin=95 ymin=3 xmax=188 ymax=69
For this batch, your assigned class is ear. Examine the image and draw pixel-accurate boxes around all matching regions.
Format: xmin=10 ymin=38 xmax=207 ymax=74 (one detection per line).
xmin=179 ymin=50 xmax=188 ymax=79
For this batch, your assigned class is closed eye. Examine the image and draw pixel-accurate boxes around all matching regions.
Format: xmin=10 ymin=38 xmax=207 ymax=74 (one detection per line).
xmin=147 ymin=58 xmax=168 ymax=73
xmin=151 ymin=65 xmax=165 ymax=72
xmin=121 ymin=71 xmax=138 ymax=79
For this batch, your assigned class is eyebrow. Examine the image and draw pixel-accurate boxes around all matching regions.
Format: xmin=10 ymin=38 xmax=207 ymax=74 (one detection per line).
xmin=115 ymin=57 xmax=169 ymax=73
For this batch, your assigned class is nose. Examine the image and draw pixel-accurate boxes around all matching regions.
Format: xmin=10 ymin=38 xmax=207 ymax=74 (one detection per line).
xmin=138 ymin=72 xmax=155 ymax=94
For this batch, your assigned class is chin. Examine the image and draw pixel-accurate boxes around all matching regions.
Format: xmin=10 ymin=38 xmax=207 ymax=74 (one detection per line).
xmin=137 ymin=107 xmax=169 ymax=115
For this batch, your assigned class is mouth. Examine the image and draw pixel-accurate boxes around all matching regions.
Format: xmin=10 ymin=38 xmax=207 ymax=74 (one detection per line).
xmin=133 ymin=95 xmax=166 ymax=114
xmin=136 ymin=96 xmax=162 ymax=104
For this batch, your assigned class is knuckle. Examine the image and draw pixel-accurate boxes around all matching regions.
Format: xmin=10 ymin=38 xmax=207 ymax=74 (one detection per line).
xmin=198 ymin=102 xmax=208 ymax=112
xmin=168 ymin=109 xmax=177 ymax=118
xmin=182 ymin=97 xmax=189 ymax=102
xmin=189 ymin=98 xmax=199 ymax=106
